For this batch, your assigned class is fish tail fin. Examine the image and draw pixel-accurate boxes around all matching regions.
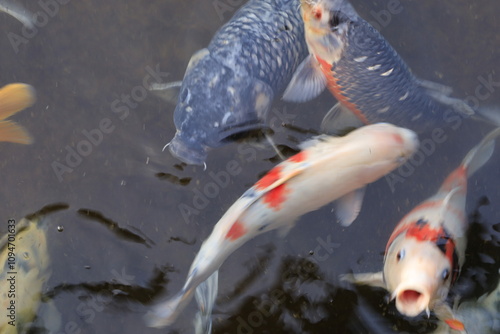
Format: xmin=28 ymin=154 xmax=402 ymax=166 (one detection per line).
xmin=0 ymin=120 xmax=33 ymax=144
xmin=0 ymin=83 xmax=36 ymax=120
xmin=144 ymin=286 xmax=195 ymax=328
xmin=462 ymin=127 xmax=500 ymax=177
xmin=194 ymin=270 xmax=219 ymax=334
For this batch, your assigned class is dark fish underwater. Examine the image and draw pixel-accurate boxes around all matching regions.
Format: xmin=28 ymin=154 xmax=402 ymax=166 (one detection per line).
xmin=162 ymin=0 xmax=308 ymax=165
xmin=284 ymin=0 xmax=476 ymax=134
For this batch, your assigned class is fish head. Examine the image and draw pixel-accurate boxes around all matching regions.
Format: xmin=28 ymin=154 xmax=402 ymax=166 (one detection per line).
xmin=300 ymin=0 xmax=358 ymax=64
xmin=169 ymin=55 xmax=274 ymax=165
xmin=383 ymin=236 xmax=453 ymax=317
xmin=344 ymin=123 xmax=419 ymax=182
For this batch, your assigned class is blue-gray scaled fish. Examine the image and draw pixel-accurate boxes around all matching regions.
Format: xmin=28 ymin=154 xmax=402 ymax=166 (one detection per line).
xmin=0 ymin=216 xmax=61 ymax=333
xmin=161 ymin=0 xmax=308 ymax=165
xmin=145 ymin=123 xmax=419 ymax=331
xmin=342 ymin=127 xmax=500 ymax=333
xmin=284 ymin=0 xmax=474 ymax=134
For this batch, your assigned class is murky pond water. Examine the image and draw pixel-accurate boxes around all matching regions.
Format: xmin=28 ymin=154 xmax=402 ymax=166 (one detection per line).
xmin=0 ymin=0 xmax=499 ymax=333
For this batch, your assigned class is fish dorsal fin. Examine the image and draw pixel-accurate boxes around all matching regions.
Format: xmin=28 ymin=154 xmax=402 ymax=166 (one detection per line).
xmin=148 ymin=81 xmax=183 ymax=104
xmin=320 ymin=102 xmax=365 ymax=136
xmin=437 ymin=187 xmax=462 ymax=230
xmin=462 ymin=127 xmax=500 ymax=177
xmin=282 ymin=54 xmax=326 ymax=102
xmin=335 ymin=187 xmax=366 ymax=226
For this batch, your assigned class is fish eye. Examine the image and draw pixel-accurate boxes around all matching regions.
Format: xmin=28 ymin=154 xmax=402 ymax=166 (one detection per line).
xmin=442 ymin=269 xmax=450 ymax=281
xmin=329 ymin=11 xmax=345 ymax=31
xmin=396 ymin=249 xmax=405 ymax=262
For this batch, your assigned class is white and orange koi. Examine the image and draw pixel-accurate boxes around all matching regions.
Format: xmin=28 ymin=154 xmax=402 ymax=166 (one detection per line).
xmin=144 ymin=123 xmax=419 ymax=330
xmin=344 ymin=127 xmax=500 ymax=333
xmin=0 ymin=83 xmax=35 ymax=144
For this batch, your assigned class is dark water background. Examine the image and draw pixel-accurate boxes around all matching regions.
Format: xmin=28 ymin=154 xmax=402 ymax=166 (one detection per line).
xmin=0 ymin=0 xmax=499 ymax=333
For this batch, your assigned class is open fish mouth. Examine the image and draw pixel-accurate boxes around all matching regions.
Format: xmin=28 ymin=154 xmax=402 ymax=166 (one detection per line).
xmin=394 ymin=287 xmax=431 ymax=317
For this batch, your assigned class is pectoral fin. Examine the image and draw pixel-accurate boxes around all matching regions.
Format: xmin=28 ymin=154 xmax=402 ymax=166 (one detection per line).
xmin=433 ymin=301 xmax=466 ymax=333
xmin=320 ymin=102 xmax=365 ymax=136
xmin=149 ymin=81 xmax=182 ymax=104
xmin=335 ymin=187 xmax=366 ymax=226
xmin=277 ymin=221 xmax=296 ymax=238
xmin=283 ymin=54 xmax=326 ymax=102
xmin=340 ymin=271 xmax=386 ymax=289
xmin=148 ymin=48 xmax=211 ymax=104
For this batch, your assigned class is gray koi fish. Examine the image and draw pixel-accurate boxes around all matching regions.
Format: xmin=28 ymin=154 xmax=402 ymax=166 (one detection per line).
xmin=161 ymin=0 xmax=308 ymax=165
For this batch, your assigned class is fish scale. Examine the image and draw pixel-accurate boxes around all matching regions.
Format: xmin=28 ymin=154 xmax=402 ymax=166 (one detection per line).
xmin=210 ymin=1 xmax=305 ymax=90
xmin=334 ymin=19 xmax=442 ymax=130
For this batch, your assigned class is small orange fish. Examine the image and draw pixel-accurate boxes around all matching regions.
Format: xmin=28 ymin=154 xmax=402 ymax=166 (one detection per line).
xmin=0 ymin=83 xmax=35 ymax=144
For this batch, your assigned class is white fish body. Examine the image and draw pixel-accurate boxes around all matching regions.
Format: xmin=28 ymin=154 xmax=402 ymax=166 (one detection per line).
xmin=145 ymin=123 xmax=419 ymax=330
xmin=344 ymin=127 xmax=500 ymax=333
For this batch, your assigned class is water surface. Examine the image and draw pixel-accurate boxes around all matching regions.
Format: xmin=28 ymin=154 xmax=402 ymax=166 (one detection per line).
xmin=0 ymin=0 xmax=499 ymax=333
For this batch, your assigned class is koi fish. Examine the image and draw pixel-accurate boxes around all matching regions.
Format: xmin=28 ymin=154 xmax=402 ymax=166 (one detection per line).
xmin=157 ymin=0 xmax=308 ymax=165
xmin=0 ymin=216 xmax=61 ymax=333
xmin=343 ymin=127 xmax=500 ymax=333
xmin=284 ymin=0 xmax=474 ymax=134
xmin=0 ymin=83 xmax=35 ymax=144
xmin=145 ymin=123 xmax=419 ymax=330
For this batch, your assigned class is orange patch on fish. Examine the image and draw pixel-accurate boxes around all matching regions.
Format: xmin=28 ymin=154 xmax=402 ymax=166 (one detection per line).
xmin=263 ymin=184 xmax=288 ymax=211
xmin=387 ymin=219 xmax=458 ymax=276
xmin=288 ymin=151 xmax=307 ymax=163
xmin=255 ymin=166 xmax=283 ymax=190
xmin=225 ymin=221 xmax=247 ymax=240
xmin=444 ymin=318 xmax=465 ymax=331
xmin=406 ymin=222 xmax=444 ymax=242
xmin=315 ymin=56 xmax=369 ymax=124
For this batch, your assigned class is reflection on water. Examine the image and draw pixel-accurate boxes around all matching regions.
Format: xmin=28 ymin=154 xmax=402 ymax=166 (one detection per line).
xmin=0 ymin=0 xmax=499 ymax=333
